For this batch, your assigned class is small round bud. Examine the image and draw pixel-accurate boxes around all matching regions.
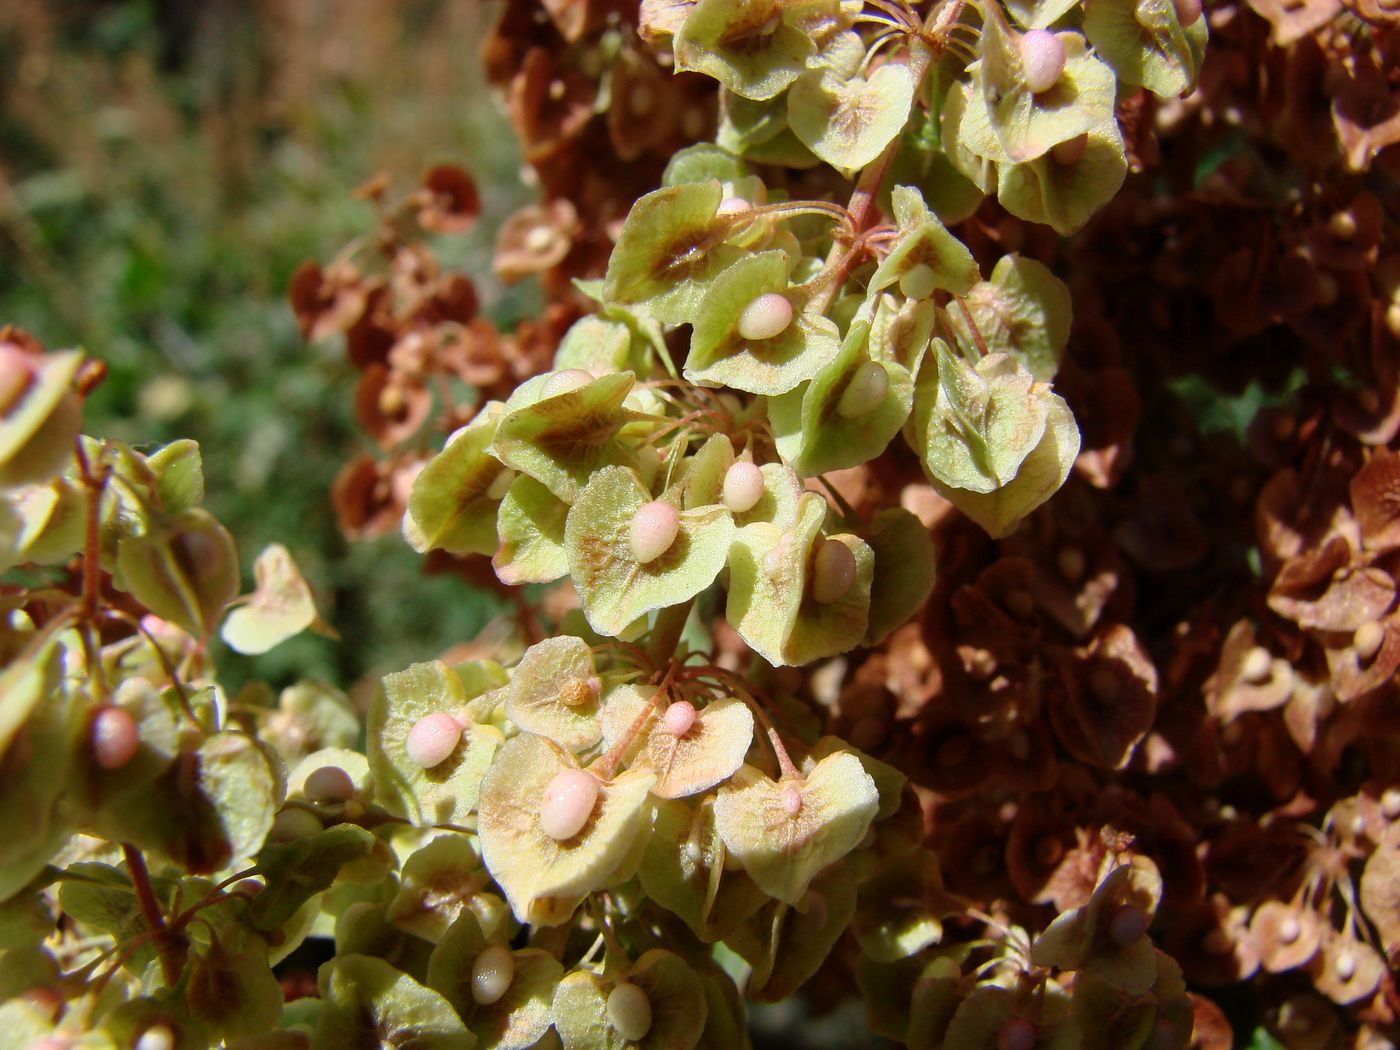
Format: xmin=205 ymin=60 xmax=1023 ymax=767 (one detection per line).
xmin=303 ymin=765 xmax=356 ymax=804
xmin=0 ymin=346 xmax=35 ymax=414
xmin=736 ymin=292 xmax=793 ymax=342
xmin=1018 ymin=30 xmax=1066 ymax=94
xmin=1328 ymin=210 xmax=1357 ymax=241
xmin=1173 ymin=0 xmax=1202 ymax=22
xmin=662 ymin=700 xmax=697 ymax=737
xmin=1335 ymin=950 xmax=1356 ymax=982
xmin=487 ymin=468 xmax=517 ymax=501
xmin=837 ymin=362 xmax=889 ymax=418
xmin=629 ymin=501 xmax=680 ymax=564
xmin=91 ymin=705 xmax=140 ymax=770
xmin=607 ymin=982 xmax=653 ymax=1042
xmin=471 ymin=944 xmax=516 ymax=1005
xmin=406 ymin=712 xmax=464 ymax=769
xmin=269 ymin=807 xmax=323 ymax=842
xmin=1353 ymin=621 xmax=1384 ymax=661
xmin=898 ymin=263 xmax=938 ymax=301
xmin=716 ymin=196 xmax=752 ymax=216
xmin=1108 ymin=903 xmax=1149 ymax=946
xmin=1380 ymin=787 xmax=1400 ymax=820
xmin=135 ymin=1026 xmax=175 ymax=1050
xmin=781 ymin=782 xmax=803 ymax=817
xmin=1240 ymin=646 xmax=1273 ymax=684
xmin=542 ymin=369 xmax=593 ymax=400
xmin=722 ymin=460 xmax=764 ymax=514
xmin=1051 ymin=133 xmax=1089 ymax=166
xmin=997 ymin=1017 xmax=1037 ymax=1050
xmin=540 ymin=768 xmax=600 ymax=840
xmin=811 ymin=538 xmax=857 ymax=605
xmin=1278 ymin=914 xmax=1301 ymax=944
xmin=560 ymin=676 xmax=601 ymax=707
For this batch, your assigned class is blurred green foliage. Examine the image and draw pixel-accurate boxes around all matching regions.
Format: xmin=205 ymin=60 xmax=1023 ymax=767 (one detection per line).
xmin=0 ymin=0 xmax=537 ymax=690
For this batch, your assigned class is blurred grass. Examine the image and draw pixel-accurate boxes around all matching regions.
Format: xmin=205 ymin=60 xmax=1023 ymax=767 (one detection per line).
xmin=0 ymin=0 xmax=538 ymax=690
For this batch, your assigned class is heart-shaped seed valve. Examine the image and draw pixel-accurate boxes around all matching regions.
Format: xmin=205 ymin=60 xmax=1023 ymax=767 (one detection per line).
xmin=405 ymin=712 xmax=464 ymax=769
xmin=722 ymin=460 xmax=765 ymax=513
xmin=662 ymin=700 xmax=697 ymax=737
xmin=737 ymin=292 xmax=794 ymax=342
xmin=606 ymin=981 xmax=654 ymax=1042
xmin=997 ymin=1018 xmax=1037 ymax=1050
xmin=91 ymin=706 xmax=140 ymax=770
xmin=540 ymin=768 xmax=601 ymax=841
xmin=471 ymin=944 xmax=516 ymax=1005
xmin=303 ymin=765 xmax=356 ymax=803
xmin=1019 ymin=30 xmax=1066 ymax=95
xmin=837 ymin=362 xmax=890 ymax=418
xmin=811 ymin=538 xmax=857 ymax=605
xmin=629 ymin=501 xmax=681 ymax=564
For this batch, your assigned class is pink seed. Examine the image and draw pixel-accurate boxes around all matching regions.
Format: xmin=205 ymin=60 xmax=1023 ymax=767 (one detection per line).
xmin=722 ymin=460 xmax=764 ymax=514
xmin=1019 ymin=30 xmax=1066 ymax=95
xmin=405 ymin=712 xmax=464 ymax=769
xmin=662 ymin=700 xmax=697 ymax=737
xmin=629 ymin=501 xmax=680 ymax=564
xmin=736 ymin=292 xmax=793 ymax=342
xmin=540 ymin=768 xmax=600 ymax=840
xmin=91 ymin=706 xmax=140 ymax=770
xmin=811 ymin=539 xmax=857 ymax=604
xmin=781 ymin=782 xmax=803 ymax=817
xmin=303 ymin=765 xmax=356 ymax=803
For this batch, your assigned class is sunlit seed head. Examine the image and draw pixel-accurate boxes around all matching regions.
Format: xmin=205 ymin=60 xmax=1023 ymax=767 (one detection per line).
xmin=487 ymin=468 xmax=517 ymax=501
xmin=811 ymin=539 xmax=857 ymax=605
xmin=1108 ymin=903 xmax=1149 ymax=946
xmin=662 ymin=700 xmax=697 ymax=737
xmin=406 ymin=712 xmax=464 ymax=769
xmin=837 ymin=361 xmax=890 ymax=419
xmin=1050 ymin=133 xmax=1089 ymax=166
xmin=629 ymin=501 xmax=680 ymax=564
xmin=1019 ymin=30 xmax=1066 ymax=95
xmin=722 ymin=460 xmax=764 ymax=513
xmin=1240 ymin=646 xmax=1273 ymax=684
xmin=134 ymin=1026 xmax=174 ymax=1050
xmin=736 ymin=292 xmax=793 ymax=342
xmin=269 ymin=807 xmax=323 ymax=842
xmin=542 ymin=369 xmax=594 ymax=400
xmin=606 ymin=982 xmax=653 ymax=1042
xmin=717 ymin=196 xmax=752 ymax=217
xmin=303 ymin=765 xmax=356 ymax=804
xmin=1353 ymin=621 xmax=1385 ymax=661
xmin=781 ymin=782 xmax=803 ymax=818
xmin=997 ymin=1017 xmax=1037 ymax=1050
xmin=898 ymin=262 xmax=938 ymax=301
xmin=91 ymin=706 xmax=140 ymax=770
xmin=470 ymin=944 xmax=516 ymax=1005
xmin=540 ymin=768 xmax=600 ymax=841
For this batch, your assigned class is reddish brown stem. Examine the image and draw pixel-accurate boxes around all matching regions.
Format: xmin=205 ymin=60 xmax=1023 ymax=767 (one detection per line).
xmin=122 ymin=843 xmax=181 ymax=987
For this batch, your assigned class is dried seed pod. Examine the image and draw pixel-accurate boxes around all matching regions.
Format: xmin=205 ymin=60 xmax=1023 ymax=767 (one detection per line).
xmin=606 ymin=981 xmax=653 ymax=1042
xmin=629 ymin=500 xmax=681 ymax=565
xmin=1019 ymin=30 xmax=1066 ymax=95
xmin=470 ymin=944 xmax=515 ymax=1005
xmin=90 ymin=705 xmax=140 ymax=770
xmin=736 ymin=292 xmax=793 ymax=342
xmin=539 ymin=768 xmax=600 ymax=841
xmin=405 ymin=712 xmax=464 ymax=769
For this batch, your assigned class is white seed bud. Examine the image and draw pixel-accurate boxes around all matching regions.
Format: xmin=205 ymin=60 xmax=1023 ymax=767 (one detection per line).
xmin=1353 ymin=620 xmax=1385 ymax=661
xmin=736 ymin=292 xmax=793 ymax=342
xmin=781 ymin=782 xmax=803 ymax=817
xmin=540 ymin=768 xmax=600 ymax=840
xmin=1240 ymin=646 xmax=1273 ymax=684
xmin=269 ymin=807 xmax=323 ymax=842
xmin=487 ymin=468 xmax=517 ymax=501
xmin=1108 ymin=903 xmax=1149 ymax=946
xmin=91 ymin=705 xmax=140 ymax=770
xmin=811 ymin=539 xmax=857 ymax=605
xmin=134 ymin=1027 xmax=175 ymax=1050
xmin=1380 ymin=787 xmax=1400 ymax=820
xmin=303 ymin=765 xmax=356 ymax=803
xmin=606 ymin=982 xmax=653 ymax=1042
xmin=542 ymin=369 xmax=594 ymax=400
xmin=1335 ymin=950 xmax=1356 ymax=982
xmin=1278 ymin=915 xmax=1301 ymax=944
xmin=1019 ymin=30 xmax=1066 ymax=95
xmin=722 ymin=460 xmax=764 ymax=513
xmin=898 ymin=263 xmax=938 ymax=301
xmin=1051 ymin=133 xmax=1089 ymax=166
xmin=997 ymin=1018 xmax=1037 ymax=1050
xmin=662 ymin=700 xmax=697 ymax=737
xmin=716 ymin=196 xmax=752 ymax=216
xmin=471 ymin=944 xmax=516 ymax=1005
xmin=405 ymin=712 xmax=464 ymax=769
xmin=629 ymin=501 xmax=680 ymax=564
xmin=837 ymin=362 xmax=890 ymax=418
